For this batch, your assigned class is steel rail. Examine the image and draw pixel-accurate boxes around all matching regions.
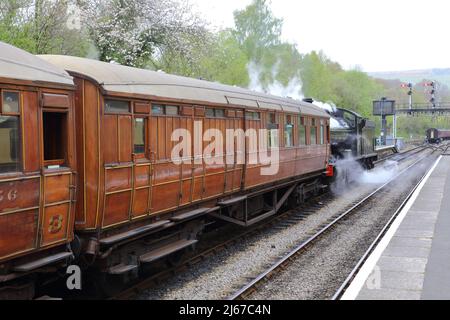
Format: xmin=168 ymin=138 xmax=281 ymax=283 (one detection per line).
xmin=113 ymin=144 xmax=437 ymax=300
xmin=227 ymin=152 xmax=435 ymax=300
xmin=374 ymin=144 xmax=426 ymax=165
xmin=331 ymin=155 xmax=436 ymax=300
xmin=331 ymin=143 xmax=450 ymax=300
xmin=112 ymin=194 xmax=331 ymax=300
xmin=332 ymin=142 xmax=449 ymax=299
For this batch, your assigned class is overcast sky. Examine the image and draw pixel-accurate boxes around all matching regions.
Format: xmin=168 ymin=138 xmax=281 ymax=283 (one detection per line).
xmin=191 ymin=0 xmax=450 ymax=72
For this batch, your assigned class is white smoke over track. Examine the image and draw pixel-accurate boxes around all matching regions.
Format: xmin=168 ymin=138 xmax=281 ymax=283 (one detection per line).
xmin=331 ymin=156 xmax=399 ymax=195
xmin=246 ymin=61 xmax=337 ymax=115
xmin=247 ymin=61 xmax=304 ymax=101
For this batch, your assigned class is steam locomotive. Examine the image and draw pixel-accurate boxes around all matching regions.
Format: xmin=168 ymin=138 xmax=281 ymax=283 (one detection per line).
xmin=327 ymin=108 xmax=377 ymax=169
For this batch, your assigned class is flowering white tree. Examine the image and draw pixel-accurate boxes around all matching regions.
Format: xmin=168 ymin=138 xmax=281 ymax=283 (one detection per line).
xmin=78 ymin=0 xmax=208 ymax=68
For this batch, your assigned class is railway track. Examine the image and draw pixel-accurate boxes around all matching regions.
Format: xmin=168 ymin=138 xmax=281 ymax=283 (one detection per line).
xmin=374 ymin=144 xmax=425 ymax=165
xmin=332 ymin=142 xmax=450 ymax=300
xmin=112 ymin=194 xmax=333 ymax=300
xmin=227 ymin=148 xmax=439 ymax=300
xmin=111 ymin=145 xmax=432 ymax=300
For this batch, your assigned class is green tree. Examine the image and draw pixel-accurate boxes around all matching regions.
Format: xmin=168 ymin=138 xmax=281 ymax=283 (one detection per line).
xmin=335 ymin=69 xmax=384 ymax=117
xmin=233 ymin=0 xmax=282 ymax=64
xmin=195 ymin=30 xmax=250 ymax=87
xmin=233 ymin=0 xmax=301 ymax=91
xmin=0 ymin=0 xmax=36 ymax=52
xmin=300 ymin=51 xmax=340 ymax=102
xmin=0 ymin=0 xmax=89 ymax=56
xmin=153 ymin=30 xmax=250 ymax=87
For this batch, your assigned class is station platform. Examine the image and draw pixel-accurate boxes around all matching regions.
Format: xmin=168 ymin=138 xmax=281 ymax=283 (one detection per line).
xmin=342 ymin=155 xmax=450 ymax=300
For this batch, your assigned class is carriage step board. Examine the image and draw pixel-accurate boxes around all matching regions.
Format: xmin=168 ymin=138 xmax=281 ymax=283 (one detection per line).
xmin=100 ymin=220 xmax=171 ymax=246
xmin=13 ymin=252 xmax=73 ymax=272
xmin=171 ymin=208 xmax=210 ymax=222
xmin=139 ymin=239 xmax=198 ymax=264
xmin=107 ymin=263 xmax=138 ymax=275
xmin=218 ymin=195 xmax=247 ymax=206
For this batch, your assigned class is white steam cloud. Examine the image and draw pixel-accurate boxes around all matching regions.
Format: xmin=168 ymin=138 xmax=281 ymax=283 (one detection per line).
xmin=311 ymin=100 xmax=337 ymax=113
xmin=247 ymin=61 xmax=304 ymax=101
xmin=246 ymin=61 xmax=337 ymax=116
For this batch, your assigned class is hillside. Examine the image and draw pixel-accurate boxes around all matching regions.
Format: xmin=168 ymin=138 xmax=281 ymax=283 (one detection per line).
xmin=369 ymin=68 xmax=450 ymax=88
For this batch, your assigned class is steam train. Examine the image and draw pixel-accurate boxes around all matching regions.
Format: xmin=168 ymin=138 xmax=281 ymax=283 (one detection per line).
xmin=328 ymin=108 xmax=377 ymax=169
xmin=0 ymin=41 xmax=376 ymax=299
xmin=426 ymin=128 xmax=450 ymax=144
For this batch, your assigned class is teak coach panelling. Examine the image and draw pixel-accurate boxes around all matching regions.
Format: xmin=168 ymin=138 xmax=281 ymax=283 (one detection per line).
xmin=72 ymin=78 xmax=101 ymax=229
xmin=71 ymin=73 xmax=330 ymax=235
xmin=0 ymin=84 xmax=77 ymax=263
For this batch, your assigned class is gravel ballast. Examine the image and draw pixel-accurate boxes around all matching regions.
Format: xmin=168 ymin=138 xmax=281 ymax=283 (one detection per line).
xmin=137 ymin=150 xmax=435 ymax=300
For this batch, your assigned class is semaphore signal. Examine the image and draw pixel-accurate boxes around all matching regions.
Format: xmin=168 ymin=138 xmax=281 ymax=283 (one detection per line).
xmin=424 ymin=81 xmax=437 ymax=108
xmin=401 ymin=82 xmax=413 ymax=110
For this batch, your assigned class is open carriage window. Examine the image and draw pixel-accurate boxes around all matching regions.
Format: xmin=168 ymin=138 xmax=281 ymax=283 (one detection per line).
xmin=43 ymin=112 xmax=67 ymax=166
xmin=0 ymin=91 xmax=21 ymax=173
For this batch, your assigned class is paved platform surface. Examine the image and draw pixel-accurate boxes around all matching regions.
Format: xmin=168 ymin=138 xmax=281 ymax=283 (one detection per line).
xmin=344 ymin=155 xmax=450 ymax=300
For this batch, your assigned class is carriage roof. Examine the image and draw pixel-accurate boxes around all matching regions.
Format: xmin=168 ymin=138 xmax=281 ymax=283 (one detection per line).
xmin=39 ymin=55 xmax=328 ymax=118
xmin=0 ymin=42 xmax=73 ymax=86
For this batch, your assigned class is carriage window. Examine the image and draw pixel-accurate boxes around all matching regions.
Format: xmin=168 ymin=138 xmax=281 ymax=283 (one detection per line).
xmin=43 ymin=112 xmax=67 ymax=165
xmin=298 ymin=116 xmax=306 ymax=146
xmin=245 ymin=111 xmax=260 ymax=120
xmin=284 ymin=115 xmax=293 ymax=147
xmin=165 ymin=105 xmax=179 ymax=116
xmin=320 ymin=124 xmax=325 ymax=144
xmin=215 ymin=109 xmax=225 ymax=118
xmin=105 ymin=99 xmax=129 ymax=113
xmin=134 ymin=118 xmax=145 ymax=154
xmin=152 ymin=104 xmax=179 ymax=116
xmin=0 ymin=116 xmax=20 ymax=173
xmin=206 ymin=108 xmax=225 ymax=118
xmin=205 ymin=108 xmax=215 ymax=117
xmin=267 ymin=113 xmax=278 ymax=148
xmin=152 ymin=104 xmax=164 ymax=115
xmin=2 ymin=91 xmax=19 ymax=114
xmin=310 ymin=119 xmax=317 ymax=145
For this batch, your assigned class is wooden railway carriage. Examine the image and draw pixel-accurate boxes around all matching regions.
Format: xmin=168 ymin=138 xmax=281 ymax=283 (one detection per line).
xmin=0 ymin=43 xmax=76 ymax=298
xmin=40 ymin=55 xmax=331 ymax=281
xmin=426 ymin=128 xmax=450 ymax=144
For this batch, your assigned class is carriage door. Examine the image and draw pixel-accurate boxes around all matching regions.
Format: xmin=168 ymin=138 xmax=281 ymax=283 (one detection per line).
xmin=131 ymin=102 xmax=153 ymax=220
xmin=40 ymin=94 xmax=74 ymax=247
